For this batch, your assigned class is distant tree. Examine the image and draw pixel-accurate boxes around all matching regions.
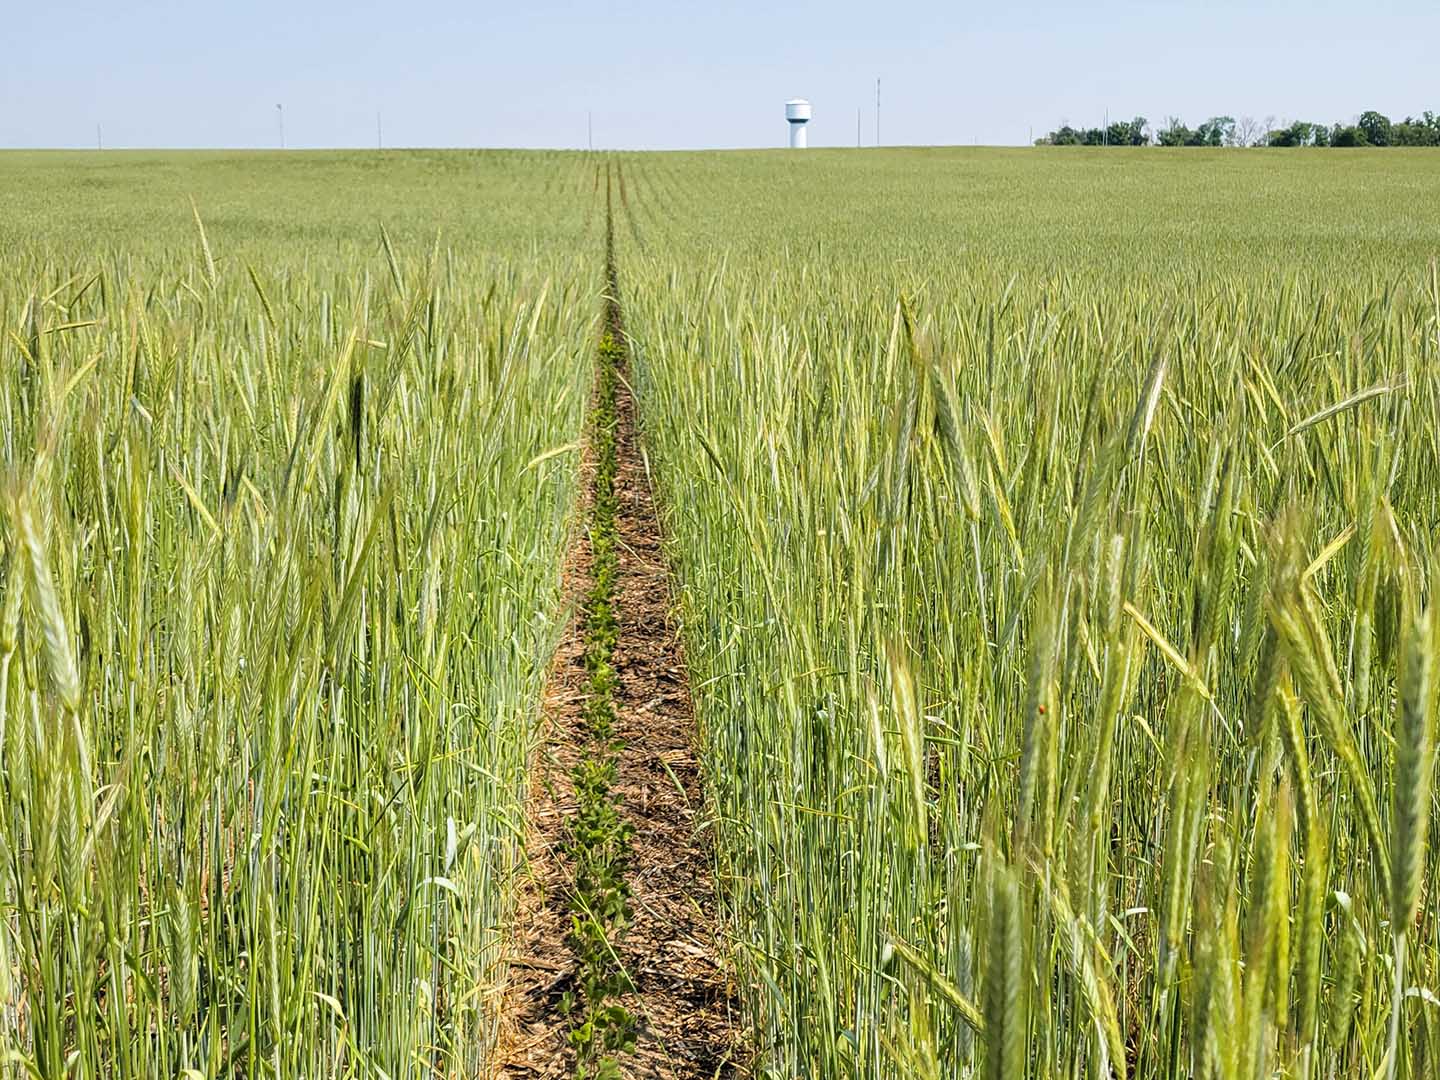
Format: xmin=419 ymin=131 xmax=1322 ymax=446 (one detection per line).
xmin=1267 ymin=121 xmax=1326 ymax=147
xmin=1157 ymin=117 xmax=1193 ymax=146
xmin=1393 ymin=115 xmax=1439 ymax=146
xmin=1357 ymin=110 xmax=1392 ymax=146
xmin=1033 ymin=124 xmax=1075 ymax=145
xmin=1234 ymin=116 xmax=1264 ymax=146
xmin=1039 ymin=118 xmax=1148 ymax=146
xmin=1331 ymin=125 xmax=1370 ymax=147
xmin=1038 ymin=108 xmax=1439 ymax=151
xmin=1106 ymin=116 xmax=1150 ymax=146
xmin=1154 ymin=116 xmax=1232 ymax=147
xmin=1194 ymin=116 xmax=1235 ymax=146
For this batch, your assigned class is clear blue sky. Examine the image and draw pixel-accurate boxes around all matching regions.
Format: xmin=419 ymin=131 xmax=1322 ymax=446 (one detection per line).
xmin=3 ymin=0 xmax=1437 ymax=150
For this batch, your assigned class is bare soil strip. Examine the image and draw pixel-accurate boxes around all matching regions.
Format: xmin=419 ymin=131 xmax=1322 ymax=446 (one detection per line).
xmin=495 ymin=177 xmax=741 ymax=1078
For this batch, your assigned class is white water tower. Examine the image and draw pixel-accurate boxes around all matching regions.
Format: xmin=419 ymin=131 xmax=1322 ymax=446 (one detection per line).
xmin=786 ymin=99 xmax=812 ymax=148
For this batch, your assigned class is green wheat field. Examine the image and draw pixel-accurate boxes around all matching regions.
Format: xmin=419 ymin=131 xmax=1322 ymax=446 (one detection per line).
xmin=2 ymin=147 xmax=1439 ymax=1077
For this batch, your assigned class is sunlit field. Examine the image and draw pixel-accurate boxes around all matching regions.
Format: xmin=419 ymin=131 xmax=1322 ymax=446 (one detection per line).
xmin=0 ymin=150 xmax=598 ymax=1076
xmin=3 ymin=146 xmax=1440 ymax=1077
xmin=618 ymin=146 xmax=1440 ymax=1077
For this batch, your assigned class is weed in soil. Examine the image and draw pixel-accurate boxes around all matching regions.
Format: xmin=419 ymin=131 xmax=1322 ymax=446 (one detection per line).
xmin=562 ymin=332 xmax=638 ymax=1077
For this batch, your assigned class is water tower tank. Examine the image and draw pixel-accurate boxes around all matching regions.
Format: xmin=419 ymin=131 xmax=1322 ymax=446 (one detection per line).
xmin=786 ymin=99 xmax=812 ymax=148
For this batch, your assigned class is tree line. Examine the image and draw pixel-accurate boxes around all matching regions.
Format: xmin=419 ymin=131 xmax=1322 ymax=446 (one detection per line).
xmin=1036 ymin=111 xmax=1440 ymax=147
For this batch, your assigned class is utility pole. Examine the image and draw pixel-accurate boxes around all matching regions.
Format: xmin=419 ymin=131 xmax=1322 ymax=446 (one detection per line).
xmin=588 ymin=111 xmax=593 ymax=151
xmin=276 ymin=103 xmax=285 ymax=149
xmin=1103 ymin=108 xmax=1109 ymax=146
xmin=856 ymin=107 xmax=861 ymax=148
xmin=876 ymin=78 xmax=881 ymax=146
xmin=377 ymin=110 xmax=383 ymax=149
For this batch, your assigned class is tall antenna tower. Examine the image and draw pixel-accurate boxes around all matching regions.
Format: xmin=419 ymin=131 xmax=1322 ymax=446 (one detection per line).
xmin=876 ymin=78 xmax=881 ymax=146
xmin=277 ymin=104 xmax=285 ymax=149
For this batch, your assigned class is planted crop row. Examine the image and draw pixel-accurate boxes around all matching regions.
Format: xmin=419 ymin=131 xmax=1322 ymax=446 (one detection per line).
xmin=561 ymin=330 xmax=638 ymax=1076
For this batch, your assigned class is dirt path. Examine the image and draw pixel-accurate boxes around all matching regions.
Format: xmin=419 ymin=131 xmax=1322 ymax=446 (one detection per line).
xmin=495 ymin=176 xmax=741 ymax=1079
